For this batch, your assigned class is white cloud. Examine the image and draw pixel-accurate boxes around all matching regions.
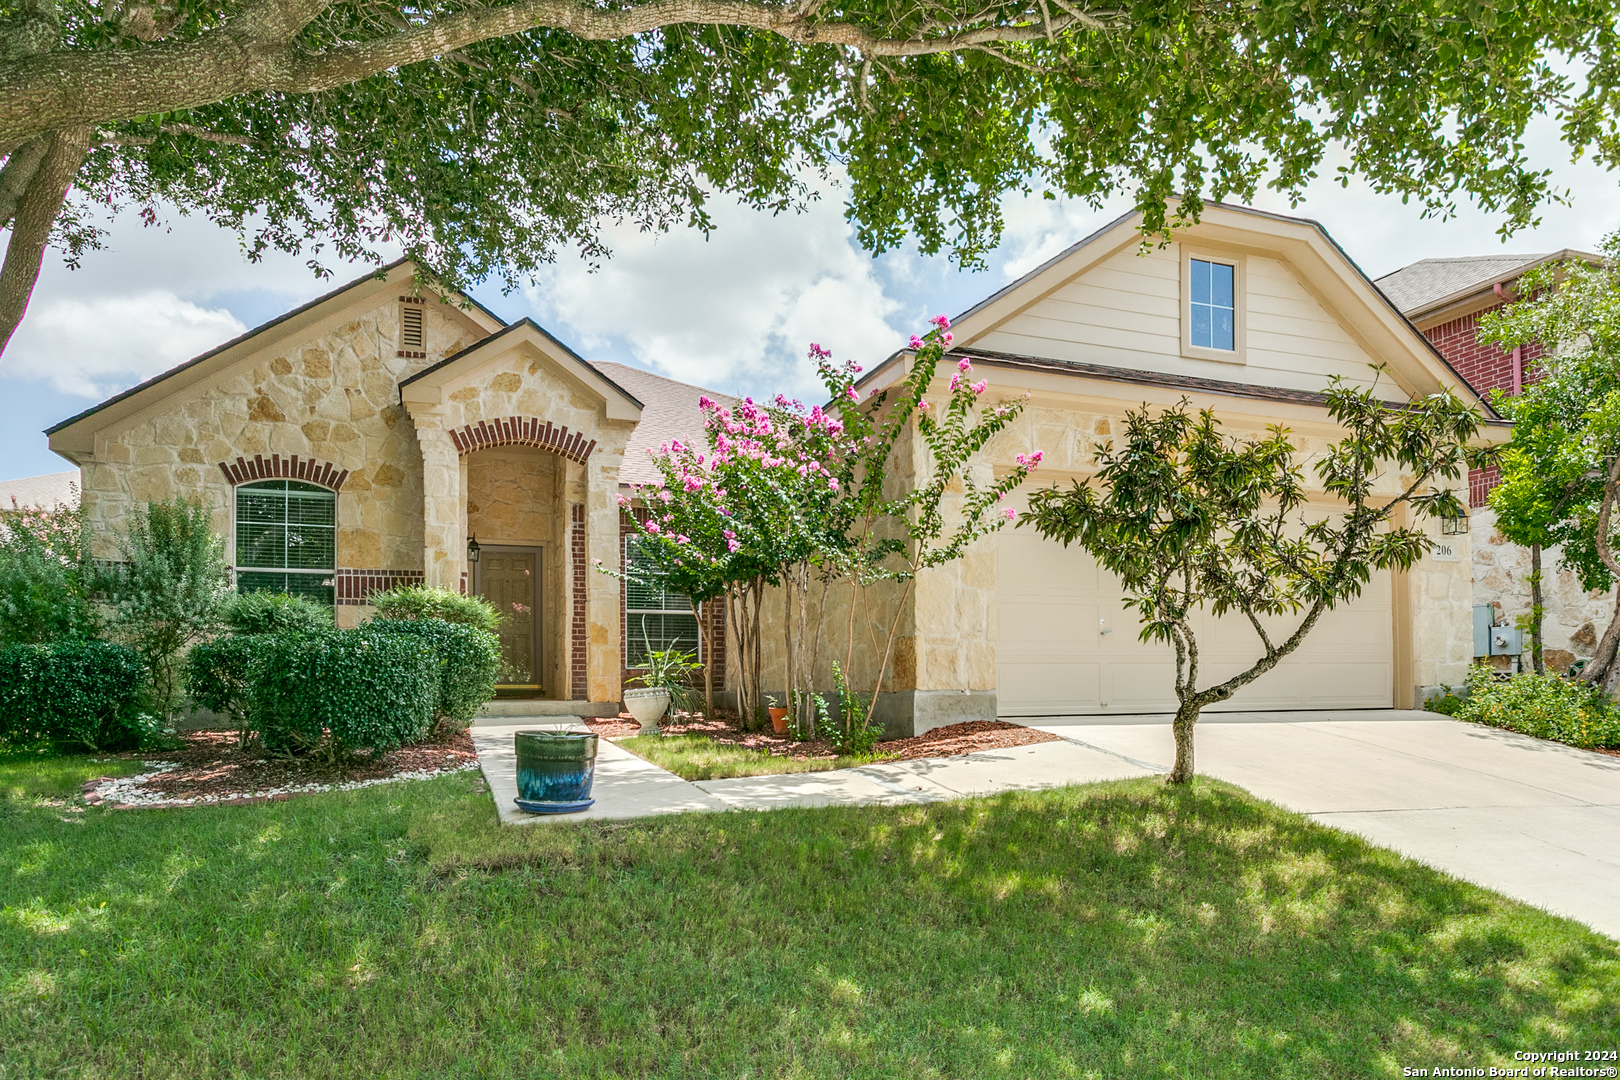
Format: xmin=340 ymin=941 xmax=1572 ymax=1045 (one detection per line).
xmin=519 ymin=191 xmax=904 ymax=397
xmin=4 ymin=291 xmax=246 ymax=398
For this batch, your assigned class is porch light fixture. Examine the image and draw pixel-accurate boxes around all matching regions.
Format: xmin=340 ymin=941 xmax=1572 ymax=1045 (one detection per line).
xmin=1440 ymin=512 xmax=1470 ymax=536
xmin=467 ymin=535 xmax=481 ymax=563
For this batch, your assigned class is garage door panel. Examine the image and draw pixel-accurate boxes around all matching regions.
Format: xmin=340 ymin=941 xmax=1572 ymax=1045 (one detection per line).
xmin=998 ymin=661 xmax=1102 ymax=715
xmin=996 ymin=521 xmax=1394 ymax=716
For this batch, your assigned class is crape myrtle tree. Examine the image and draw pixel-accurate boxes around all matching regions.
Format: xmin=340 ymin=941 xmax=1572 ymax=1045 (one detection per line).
xmin=3 ymin=0 xmax=1620 ymax=357
xmin=607 ymin=318 xmax=1036 ymax=738
xmin=1025 ymin=372 xmax=1480 ymax=784
xmin=1479 ymin=235 xmax=1620 ymax=689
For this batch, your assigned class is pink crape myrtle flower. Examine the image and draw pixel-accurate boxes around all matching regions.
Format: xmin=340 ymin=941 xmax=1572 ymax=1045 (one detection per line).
xmin=918 ymin=400 xmax=932 ymax=412
xmin=646 ymin=520 xmax=661 ymax=534
xmin=1002 ymin=507 xmax=1017 ymax=521
xmin=845 ymin=386 xmax=860 ymax=402
xmin=909 ymin=335 xmax=924 ymax=350
xmin=942 ymin=332 xmax=953 ymax=346
xmin=971 ymin=380 xmax=987 ymax=395
xmin=957 ymin=357 xmax=972 ymax=372
xmin=932 ymin=314 xmax=951 ymax=330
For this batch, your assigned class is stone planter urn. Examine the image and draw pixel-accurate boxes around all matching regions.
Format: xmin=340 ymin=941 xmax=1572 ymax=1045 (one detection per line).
xmin=513 ymin=729 xmax=599 ymax=814
xmin=623 ymin=688 xmax=671 ymax=735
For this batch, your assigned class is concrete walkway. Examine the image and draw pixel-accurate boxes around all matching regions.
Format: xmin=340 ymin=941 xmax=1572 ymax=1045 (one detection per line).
xmin=1026 ymin=710 xmax=1620 ymax=940
xmin=471 ymin=711 xmax=1620 ymax=940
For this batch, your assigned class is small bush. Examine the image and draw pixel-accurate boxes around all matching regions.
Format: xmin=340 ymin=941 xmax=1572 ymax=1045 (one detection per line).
xmin=369 ymin=585 xmax=500 ymax=632
xmin=1423 ymin=687 xmax=1465 ymax=716
xmin=368 ymin=618 xmax=499 ymax=728
xmin=1456 ymin=666 xmax=1620 ymax=749
xmin=0 ymin=500 xmax=98 ymax=646
xmin=0 ymin=640 xmax=154 ymax=751
xmin=186 ymin=634 xmax=275 ymax=732
xmin=251 ymin=628 xmax=437 ymax=756
xmin=220 ymin=591 xmax=332 ymax=635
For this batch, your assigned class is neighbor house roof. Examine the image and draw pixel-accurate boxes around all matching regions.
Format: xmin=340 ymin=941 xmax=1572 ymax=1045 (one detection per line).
xmin=0 ymin=470 xmax=80 ymax=509
xmin=1374 ymin=250 xmax=1602 ymax=324
xmin=595 ymin=362 xmax=735 ymax=488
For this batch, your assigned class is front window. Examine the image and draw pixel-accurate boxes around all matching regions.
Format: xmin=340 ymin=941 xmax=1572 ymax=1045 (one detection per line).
xmin=624 ymin=535 xmax=701 ymax=667
xmin=235 ymin=479 xmax=336 ymax=605
xmin=1189 ymin=258 xmax=1236 ymax=351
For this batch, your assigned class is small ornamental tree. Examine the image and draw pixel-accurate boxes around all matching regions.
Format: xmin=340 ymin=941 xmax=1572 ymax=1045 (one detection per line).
xmin=1025 ymin=373 xmax=1480 ymax=784
xmin=0 ymin=493 xmax=97 ymax=645
xmin=607 ymin=317 xmax=1038 ymax=735
xmin=1479 ymin=236 xmax=1620 ymax=687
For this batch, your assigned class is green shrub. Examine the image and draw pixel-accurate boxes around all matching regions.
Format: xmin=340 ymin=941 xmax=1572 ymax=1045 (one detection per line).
xmin=368 ymin=618 xmax=499 ymax=728
xmin=1423 ymin=687 xmax=1465 ymax=716
xmin=0 ymin=640 xmax=153 ymax=751
xmin=102 ymin=498 xmax=231 ymax=717
xmin=1456 ymin=666 xmax=1620 ymax=749
xmin=186 ymin=634 xmax=275 ymax=732
xmin=0 ymin=500 xmax=97 ymax=646
xmin=251 ymin=628 xmax=436 ymax=756
xmin=368 ymin=585 xmax=500 ymax=632
xmin=220 ymin=591 xmax=332 ymax=635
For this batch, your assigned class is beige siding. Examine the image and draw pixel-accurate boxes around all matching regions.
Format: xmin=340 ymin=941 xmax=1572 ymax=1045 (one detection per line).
xmin=971 ymin=245 xmax=1388 ymax=395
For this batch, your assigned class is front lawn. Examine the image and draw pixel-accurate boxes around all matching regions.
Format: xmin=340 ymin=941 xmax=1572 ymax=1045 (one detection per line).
xmin=619 ymin=731 xmax=889 ymax=779
xmin=2 ymin=764 xmax=1616 ymax=1078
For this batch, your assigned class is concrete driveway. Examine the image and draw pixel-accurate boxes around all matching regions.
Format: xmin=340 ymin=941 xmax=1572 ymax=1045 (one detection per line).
xmin=1020 ymin=710 xmax=1620 ymax=941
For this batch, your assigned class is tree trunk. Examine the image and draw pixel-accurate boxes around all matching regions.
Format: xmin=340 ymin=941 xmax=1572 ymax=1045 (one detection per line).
xmin=690 ymin=595 xmax=715 ymax=720
xmin=0 ymin=125 xmax=91 ymax=357
xmin=1580 ymin=589 xmax=1620 ymax=691
xmin=1529 ymin=544 xmax=1545 ymax=676
xmin=1168 ymin=699 xmax=1200 ymax=784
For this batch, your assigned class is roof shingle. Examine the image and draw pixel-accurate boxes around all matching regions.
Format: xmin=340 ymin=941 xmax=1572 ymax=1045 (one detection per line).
xmin=594 ymin=363 xmax=734 ymax=488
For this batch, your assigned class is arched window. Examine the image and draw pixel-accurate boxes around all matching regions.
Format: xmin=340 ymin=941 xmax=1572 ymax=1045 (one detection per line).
xmin=235 ymin=479 xmax=336 ymax=605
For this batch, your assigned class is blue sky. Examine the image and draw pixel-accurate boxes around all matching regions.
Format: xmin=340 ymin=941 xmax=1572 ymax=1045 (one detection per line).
xmin=4 ymin=120 xmax=1620 ymax=480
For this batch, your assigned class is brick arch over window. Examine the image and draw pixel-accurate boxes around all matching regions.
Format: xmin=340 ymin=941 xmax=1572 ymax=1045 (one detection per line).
xmin=218 ymin=453 xmax=349 ymax=490
xmin=449 ymin=416 xmax=596 ymax=464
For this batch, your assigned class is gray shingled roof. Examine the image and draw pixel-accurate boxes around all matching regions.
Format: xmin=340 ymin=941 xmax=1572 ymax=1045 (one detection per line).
xmin=1374 ymin=254 xmax=1547 ymax=315
xmin=0 ymin=470 xmax=80 ymax=509
xmin=595 ymin=363 xmax=734 ymax=488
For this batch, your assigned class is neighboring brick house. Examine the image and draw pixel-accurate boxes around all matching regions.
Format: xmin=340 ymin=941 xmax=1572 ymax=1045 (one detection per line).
xmin=1375 ymin=251 xmax=1604 ymax=672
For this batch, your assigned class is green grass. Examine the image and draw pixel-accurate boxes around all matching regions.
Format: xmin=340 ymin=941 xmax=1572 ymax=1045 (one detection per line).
xmin=620 ymin=732 xmax=889 ymax=780
xmin=0 ymin=752 xmax=145 ymax=803
xmin=2 ymin=766 xmax=1617 ymax=1078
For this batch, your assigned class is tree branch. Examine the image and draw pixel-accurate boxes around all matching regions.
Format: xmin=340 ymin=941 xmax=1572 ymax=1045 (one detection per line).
xmin=0 ymin=125 xmax=91 ymax=357
xmin=0 ymin=0 xmax=1110 ymax=147
xmin=0 ymin=135 xmax=48 ymax=228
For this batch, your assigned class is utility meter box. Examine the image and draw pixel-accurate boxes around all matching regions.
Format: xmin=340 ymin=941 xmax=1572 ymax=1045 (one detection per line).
xmin=1489 ymin=625 xmax=1524 ymax=657
xmin=1473 ymin=605 xmax=1494 ymax=658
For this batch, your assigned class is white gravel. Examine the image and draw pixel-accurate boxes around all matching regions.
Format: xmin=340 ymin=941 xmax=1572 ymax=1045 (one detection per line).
xmin=92 ymin=759 xmax=479 ymax=809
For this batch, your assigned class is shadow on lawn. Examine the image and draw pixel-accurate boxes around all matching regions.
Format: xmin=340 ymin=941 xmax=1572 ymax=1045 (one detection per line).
xmin=2 ymin=773 xmax=1616 ymax=1078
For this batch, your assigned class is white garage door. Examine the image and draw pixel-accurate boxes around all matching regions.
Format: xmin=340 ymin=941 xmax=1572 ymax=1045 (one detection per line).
xmin=996 ymin=521 xmax=1394 ymax=716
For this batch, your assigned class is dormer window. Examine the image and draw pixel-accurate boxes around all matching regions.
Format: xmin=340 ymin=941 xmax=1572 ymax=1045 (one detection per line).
xmin=398 ymin=297 xmax=426 ymax=358
xmin=1181 ymin=249 xmax=1245 ymax=363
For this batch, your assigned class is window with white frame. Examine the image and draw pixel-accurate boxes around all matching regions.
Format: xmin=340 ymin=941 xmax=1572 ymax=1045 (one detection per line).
xmin=1188 ymin=257 xmax=1237 ymax=351
xmin=235 ymin=479 xmax=336 ymax=605
xmin=624 ymin=535 xmax=702 ymax=667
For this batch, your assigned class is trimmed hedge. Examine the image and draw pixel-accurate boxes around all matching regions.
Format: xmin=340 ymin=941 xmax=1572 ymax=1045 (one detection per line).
xmin=220 ymin=591 xmax=333 ymax=635
xmin=368 ymin=585 xmax=500 ymax=632
xmin=1456 ymin=666 xmax=1620 ymax=750
xmin=187 ymin=628 xmax=436 ymax=756
xmin=368 ymin=618 xmax=499 ymax=728
xmin=0 ymin=640 xmax=153 ymax=751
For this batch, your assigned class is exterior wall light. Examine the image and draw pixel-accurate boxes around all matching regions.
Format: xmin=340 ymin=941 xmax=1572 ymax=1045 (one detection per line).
xmin=467 ymin=535 xmax=481 ymax=563
xmin=1441 ymin=513 xmax=1470 ymax=536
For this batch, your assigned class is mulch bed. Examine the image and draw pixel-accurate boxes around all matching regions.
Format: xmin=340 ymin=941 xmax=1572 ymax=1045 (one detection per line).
xmin=84 ymin=728 xmax=479 ymax=809
xmin=582 ymin=714 xmax=1060 ymax=762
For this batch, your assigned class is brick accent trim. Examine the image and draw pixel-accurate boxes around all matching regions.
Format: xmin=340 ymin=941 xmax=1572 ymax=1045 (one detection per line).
xmin=570 ymin=503 xmax=588 ymax=701
xmin=335 ymin=568 xmax=424 ymax=605
xmin=218 ymin=454 xmax=349 ymax=490
xmin=449 ymin=416 xmax=596 ymax=464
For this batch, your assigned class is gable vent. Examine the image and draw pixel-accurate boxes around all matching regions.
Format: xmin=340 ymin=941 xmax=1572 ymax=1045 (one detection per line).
xmin=398 ymin=297 xmax=427 ymax=358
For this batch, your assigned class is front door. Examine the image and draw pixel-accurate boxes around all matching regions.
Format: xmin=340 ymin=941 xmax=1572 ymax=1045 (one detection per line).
xmin=477 ymin=546 xmax=543 ymax=694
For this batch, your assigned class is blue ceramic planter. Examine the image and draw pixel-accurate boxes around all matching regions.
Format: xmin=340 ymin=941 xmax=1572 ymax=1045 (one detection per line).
xmin=513 ymin=729 xmax=599 ymax=814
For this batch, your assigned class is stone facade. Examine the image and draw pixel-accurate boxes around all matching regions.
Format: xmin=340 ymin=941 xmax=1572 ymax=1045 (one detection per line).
xmin=55 ymin=266 xmax=639 ymax=707
xmin=1470 ymin=507 xmax=1614 ymax=674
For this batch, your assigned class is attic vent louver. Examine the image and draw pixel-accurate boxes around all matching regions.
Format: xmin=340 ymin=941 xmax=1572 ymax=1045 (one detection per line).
xmin=397 ymin=297 xmax=427 ymax=358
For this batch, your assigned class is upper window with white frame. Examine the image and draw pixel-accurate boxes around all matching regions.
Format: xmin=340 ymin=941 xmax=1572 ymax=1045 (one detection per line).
xmin=1189 ymin=258 xmax=1237 ymax=351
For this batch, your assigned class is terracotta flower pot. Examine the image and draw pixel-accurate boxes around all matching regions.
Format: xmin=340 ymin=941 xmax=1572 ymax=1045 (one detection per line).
xmin=768 ymin=707 xmax=789 ymax=735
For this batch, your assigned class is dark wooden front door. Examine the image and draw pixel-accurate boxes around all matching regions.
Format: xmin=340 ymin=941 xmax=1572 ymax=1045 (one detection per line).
xmin=477 ymin=546 xmax=542 ymax=692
